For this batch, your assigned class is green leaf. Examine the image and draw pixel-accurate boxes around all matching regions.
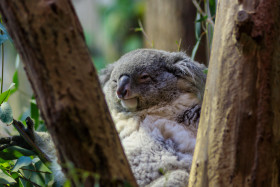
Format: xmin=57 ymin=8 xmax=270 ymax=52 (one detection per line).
xmin=158 ymin=168 xmax=165 ymax=175
xmin=17 ymin=178 xmax=25 ymax=187
xmin=0 ymin=83 xmax=15 ymax=104
xmin=209 ymin=0 xmax=216 ymax=17
xmin=203 ymin=69 xmax=208 ymax=75
xmin=0 ymin=102 xmax=13 ymax=124
xmin=43 ymin=173 xmax=54 ymax=186
xmin=10 ymin=71 xmax=19 ymax=95
xmin=11 ymin=156 xmax=32 ymax=172
xmin=13 ymin=71 xmax=19 ymax=88
xmin=18 ymin=163 xmax=49 ymax=186
xmin=0 ymin=35 xmax=8 ymax=45
xmin=14 ymin=178 xmax=24 ymax=187
xmin=0 ymin=23 xmax=12 ymax=43
xmin=0 ymin=162 xmax=10 ymax=168
xmin=195 ymin=15 xmax=208 ymax=23
xmin=28 ymin=169 xmax=45 ymax=186
xmin=7 ymin=83 xmax=15 ymax=90
xmin=20 ymin=164 xmax=35 ymax=180
xmin=191 ymin=37 xmax=202 ymax=60
xmin=0 ymin=169 xmax=16 ymax=184
xmin=63 ymin=180 xmax=71 ymax=187
xmin=195 ymin=13 xmax=201 ymax=40
xmin=11 ymin=172 xmax=19 ymax=179
xmin=0 ymin=146 xmax=35 ymax=161
xmin=0 ymin=90 xmax=10 ymax=105
xmin=176 ymin=39 xmax=182 ymax=52
xmin=134 ymin=28 xmax=142 ymax=32
xmin=33 ymin=158 xmax=51 ymax=173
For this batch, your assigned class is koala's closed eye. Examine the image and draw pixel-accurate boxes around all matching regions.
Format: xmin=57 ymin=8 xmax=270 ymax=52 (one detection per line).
xmin=139 ymin=73 xmax=151 ymax=83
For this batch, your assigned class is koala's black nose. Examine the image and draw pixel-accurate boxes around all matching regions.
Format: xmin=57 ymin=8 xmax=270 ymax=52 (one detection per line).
xmin=117 ymin=75 xmax=131 ymax=99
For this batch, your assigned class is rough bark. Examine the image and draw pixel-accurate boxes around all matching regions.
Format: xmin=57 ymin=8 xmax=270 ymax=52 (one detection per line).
xmin=145 ymin=0 xmax=207 ymax=64
xmin=189 ymin=0 xmax=280 ymax=186
xmin=0 ymin=0 xmax=137 ymax=186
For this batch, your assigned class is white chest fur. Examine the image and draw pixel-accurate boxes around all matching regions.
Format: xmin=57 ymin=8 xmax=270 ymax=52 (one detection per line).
xmin=111 ymin=93 xmax=199 ymax=186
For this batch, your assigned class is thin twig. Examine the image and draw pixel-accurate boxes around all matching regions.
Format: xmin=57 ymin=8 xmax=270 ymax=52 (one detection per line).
xmin=176 ymin=38 xmax=182 ymax=52
xmin=1 ymin=31 xmax=4 ymax=94
xmin=192 ymin=0 xmax=215 ymax=27
xmin=191 ymin=31 xmax=207 ymax=60
xmin=21 ymin=168 xmax=51 ymax=174
xmin=137 ymin=20 xmax=154 ymax=48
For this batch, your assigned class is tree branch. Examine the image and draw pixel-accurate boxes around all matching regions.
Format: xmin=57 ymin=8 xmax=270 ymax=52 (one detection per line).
xmin=0 ymin=0 xmax=137 ymax=186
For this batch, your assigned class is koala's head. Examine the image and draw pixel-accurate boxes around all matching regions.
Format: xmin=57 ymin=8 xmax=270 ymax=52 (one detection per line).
xmin=99 ymin=49 xmax=206 ymax=113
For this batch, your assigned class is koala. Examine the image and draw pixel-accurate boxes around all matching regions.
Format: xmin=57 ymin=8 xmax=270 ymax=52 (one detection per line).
xmin=1 ymin=49 xmax=206 ymax=187
xmin=99 ymin=49 xmax=206 ymax=186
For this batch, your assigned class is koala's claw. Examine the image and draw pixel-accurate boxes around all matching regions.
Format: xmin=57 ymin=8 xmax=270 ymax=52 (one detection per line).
xmin=0 ymin=117 xmax=35 ymax=151
xmin=181 ymin=105 xmax=201 ymax=128
xmin=22 ymin=117 xmax=35 ymax=141
xmin=26 ymin=116 xmax=34 ymax=130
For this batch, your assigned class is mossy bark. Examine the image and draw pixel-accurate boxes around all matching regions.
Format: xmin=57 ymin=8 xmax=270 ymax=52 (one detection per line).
xmin=0 ymin=0 xmax=137 ymax=186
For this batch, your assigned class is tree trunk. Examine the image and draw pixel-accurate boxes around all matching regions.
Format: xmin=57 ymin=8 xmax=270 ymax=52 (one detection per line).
xmin=0 ymin=0 xmax=137 ymax=186
xmin=145 ymin=0 xmax=207 ymax=64
xmin=189 ymin=0 xmax=280 ymax=186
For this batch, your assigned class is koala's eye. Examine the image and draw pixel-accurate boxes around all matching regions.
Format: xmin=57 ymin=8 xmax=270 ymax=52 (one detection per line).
xmin=112 ymin=80 xmax=117 ymax=83
xmin=139 ymin=73 xmax=151 ymax=83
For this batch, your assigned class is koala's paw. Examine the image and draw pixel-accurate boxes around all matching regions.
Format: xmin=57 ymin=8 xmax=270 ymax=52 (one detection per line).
xmin=178 ymin=105 xmax=201 ymax=128
xmin=0 ymin=117 xmax=35 ymax=151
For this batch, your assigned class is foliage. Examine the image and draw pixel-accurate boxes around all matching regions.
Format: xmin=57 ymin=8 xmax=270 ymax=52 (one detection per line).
xmin=100 ymin=0 xmax=144 ymax=53
xmin=89 ymin=0 xmax=144 ymax=71
xmin=134 ymin=20 xmax=154 ymax=49
xmin=0 ymin=156 xmax=54 ymax=186
xmin=191 ymin=0 xmax=216 ymax=62
xmin=0 ymin=22 xmax=55 ymax=186
xmin=0 ymin=23 xmax=12 ymax=44
xmin=0 ymin=86 xmax=54 ymax=186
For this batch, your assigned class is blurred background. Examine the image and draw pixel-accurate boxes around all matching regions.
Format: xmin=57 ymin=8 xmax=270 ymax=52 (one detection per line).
xmin=0 ymin=0 xmax=216 ymax=136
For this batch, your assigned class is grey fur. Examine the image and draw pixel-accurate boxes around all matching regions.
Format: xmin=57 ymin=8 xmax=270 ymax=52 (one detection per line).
xmin=102 ymin=49 xmax=206 ymax=112
xmin=100 ymin=49 xmax=206 ymax=186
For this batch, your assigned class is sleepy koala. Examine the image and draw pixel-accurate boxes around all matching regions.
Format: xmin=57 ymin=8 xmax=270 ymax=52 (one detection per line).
xmin=100 ymin=49 xmax=206 ymax=186
xmin=1 ymin=49 xmax=206 ymax=186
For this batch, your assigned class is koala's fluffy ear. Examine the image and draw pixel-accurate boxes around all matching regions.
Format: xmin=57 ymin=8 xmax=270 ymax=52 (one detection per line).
xmin=98 ymin=63 xmax=115 ymax=87
xmin=165 ymin=52 xmax=207 ymax=100
xmin=165 ymin=52 xmax=206 ymax=78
